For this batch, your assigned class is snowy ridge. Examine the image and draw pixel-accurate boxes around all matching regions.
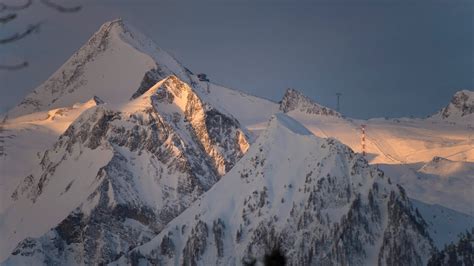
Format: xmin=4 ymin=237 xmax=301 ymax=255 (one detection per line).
xmin=7 ymin=19 xmax=192 ymax=119
xmin=5 ymin=96 xmax=102 ymax=134
xmin=381 ymin=157 xmax=474 ymax=216
xmin=1 ymin=75 xmax=249 ymax=264
xmin=197 ymin=82 xmax=279 ymax=129
xmin=414 ymin=157 xmax=474 ymax=216
xmin=114 ymin=114 xmax=433 ymax=265
xmin=418 ymin=156 xmax=474 ymax=177
xmin=0 ymin=97 xmax=103 ymax=212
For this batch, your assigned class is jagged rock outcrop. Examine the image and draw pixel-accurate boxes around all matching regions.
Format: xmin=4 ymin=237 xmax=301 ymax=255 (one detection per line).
xmin=114 ymin=114 xmax=433 ymax=266
xmin=430 ymin=90 xmax=474 ymax=124
xmin=3 ymin=75 xmax=249 ymax=265
xmin=280 ymin=88 xmax=341 ymax=117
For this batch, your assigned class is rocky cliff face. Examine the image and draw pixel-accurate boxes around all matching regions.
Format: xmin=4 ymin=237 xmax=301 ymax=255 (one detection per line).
xmin=3 ymin=76 xmax=249 ymax=265
xmin=280 ymin=88 xmax=341 ymax=117
xmin=440 ymin=90 xmax=474 ymax=118
xmin=114 ymin=114 xmax=433 ymax=266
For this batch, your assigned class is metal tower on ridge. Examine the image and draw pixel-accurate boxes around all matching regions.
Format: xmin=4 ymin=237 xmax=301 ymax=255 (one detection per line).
xmin=361 ymin=124 xmax=366 ymax=157
xmin=336 ymin=92 xmax=342 ymax=112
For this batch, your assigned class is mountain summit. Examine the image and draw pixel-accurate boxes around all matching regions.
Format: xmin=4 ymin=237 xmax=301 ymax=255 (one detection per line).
xmin=430 ymin=90 xmax=474 ymax=124
xmin=280 ymin=88 xmax=340 ymax=117
xmin=7 ymin=19 xmax=193 ymax=119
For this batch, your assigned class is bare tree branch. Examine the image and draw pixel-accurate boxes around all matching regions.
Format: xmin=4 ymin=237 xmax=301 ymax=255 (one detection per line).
xmin=0 ymin=0 xmax=82 ymax=71
xmin=40 ymin=0 xmax=81 ymax=13
xmin=0 ymin=0 xmax=32 ymax=12
xmin=0 ymin=13 xmax=16 ymax=24
xmin=0 ymin=22 xmax=41 ymax=44
xmin=0 ymin=61 xmax=28 ymax=70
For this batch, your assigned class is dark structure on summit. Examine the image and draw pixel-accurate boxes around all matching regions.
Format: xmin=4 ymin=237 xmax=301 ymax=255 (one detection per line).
xmin=197 ymin=73 xmax=210 ymax=82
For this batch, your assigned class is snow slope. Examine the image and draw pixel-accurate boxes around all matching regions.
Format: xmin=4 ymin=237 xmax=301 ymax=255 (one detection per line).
xmin=275 ymin=89 xmax=474 ymax=165
xmin=381 ymin=157 xmax=474 ymax=216
xmin=0 ymin=98 xmax=102 ymax=213
xmin=411 ymin=199 xmax=474 ymax=249
xmin=288 ymin=114 xmax=474 ymax=165
xmin=113 ymin=114 xmax=433 ymax=265
xmin=198 ymin=82 xmax=278 ymax=130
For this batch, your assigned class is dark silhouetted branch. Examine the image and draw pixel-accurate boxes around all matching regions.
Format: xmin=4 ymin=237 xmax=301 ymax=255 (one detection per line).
xmin=0 ymin=13 xmax=16 ymax=24
xmin=40 ymin=0 xmax=81 ymax=13
xmin=0 ymin=61 xmax=28 ymax=70
xmin=0 ymin=0 xmax=82 ymax=71
xmin=0 ymin=22 xmax=41 ymax=44
xmin=0 ymin=0 xmax=32 ymax=12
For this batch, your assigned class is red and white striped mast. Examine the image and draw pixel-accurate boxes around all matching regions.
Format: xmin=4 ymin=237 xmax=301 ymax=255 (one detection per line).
xmin=361 ymin=124 xmax=366 ymax=157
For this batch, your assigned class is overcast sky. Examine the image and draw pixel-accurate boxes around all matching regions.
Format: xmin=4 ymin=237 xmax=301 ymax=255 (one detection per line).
xmin=0 ymin=0 xmax=472 ymax=118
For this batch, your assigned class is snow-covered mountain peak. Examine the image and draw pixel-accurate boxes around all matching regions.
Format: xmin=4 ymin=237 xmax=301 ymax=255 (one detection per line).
xmin=1 ymin=71 xmax=251 ymax=264
xmin=7 ymin=19 xmax=192 ymax=120
xmin=86 ymin=18 xmax=124 ymax=46
xmin=430 ymin=90 xmax=474 ymax=124
xmin=279 ymin=88 xmax=341 ymax=117
xmin=445 ymin=90 xmax=474 ymax=116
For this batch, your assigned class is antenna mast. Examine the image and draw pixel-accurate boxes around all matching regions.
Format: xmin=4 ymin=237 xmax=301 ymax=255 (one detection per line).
xmin=336 ymin=93 xmax=342 ymax=112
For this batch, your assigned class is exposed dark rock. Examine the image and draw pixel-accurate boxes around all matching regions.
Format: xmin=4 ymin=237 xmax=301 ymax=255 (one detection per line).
xmin=213 ymin=219 xmax=225 ymax=258
xmin=130 ymin=67 xmax=167 ymax=100
xmin=183 ymin=220 xmax=209 ymax=266
xmin=279 ymin=88 xmax=340 ymax=117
